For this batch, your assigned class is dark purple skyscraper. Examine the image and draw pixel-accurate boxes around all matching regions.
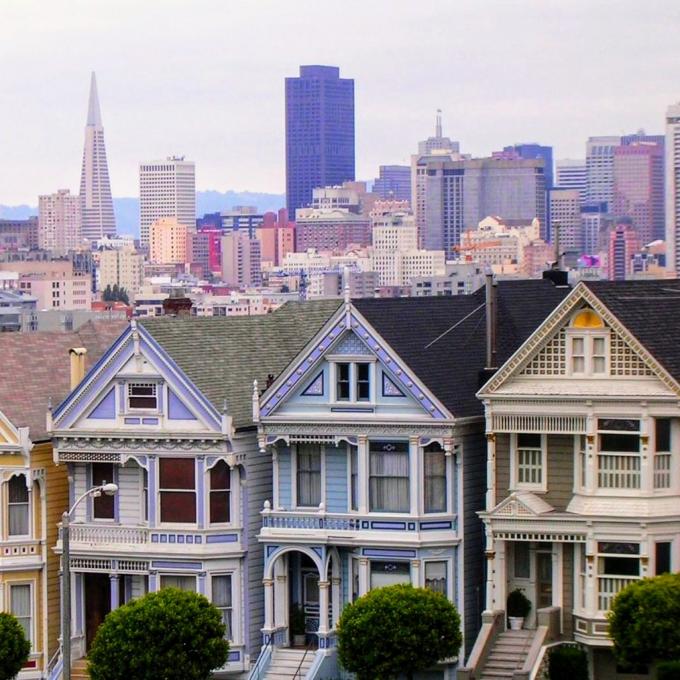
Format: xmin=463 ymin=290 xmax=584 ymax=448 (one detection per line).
xmin=285 ymin=65 xmax=355 ymax=218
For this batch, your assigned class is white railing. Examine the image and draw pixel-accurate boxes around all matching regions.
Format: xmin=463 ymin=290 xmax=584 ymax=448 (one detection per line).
xmin=597 ymin=453 xmax=640 ymax=489
xmin=68 ymin=524 xmax=148 ymax=545
xmin=597 ymin=575 xmax=639 ymax=611
xmin=654 ymin=453 xmax=671 ymax=489
xmin=262 ymin=512 xmax=361 ymax=531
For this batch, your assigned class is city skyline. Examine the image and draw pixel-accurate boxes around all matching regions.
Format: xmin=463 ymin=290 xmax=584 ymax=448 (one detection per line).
xmin=1 ymin=1 xmax=679 ymax=204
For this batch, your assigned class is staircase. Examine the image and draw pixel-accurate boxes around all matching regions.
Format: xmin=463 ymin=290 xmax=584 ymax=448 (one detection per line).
xmin=479 ymin=629 xmax=533 ymax=680
xmin=263 ymin=647 xmax=315 ymax=680
xmin=71 ymin=658 xmax=90 ymax=680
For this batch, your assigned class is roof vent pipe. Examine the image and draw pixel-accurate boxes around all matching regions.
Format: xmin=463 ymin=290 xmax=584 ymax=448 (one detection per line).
xmin=485 ymin=273 xmax=497 ymax=370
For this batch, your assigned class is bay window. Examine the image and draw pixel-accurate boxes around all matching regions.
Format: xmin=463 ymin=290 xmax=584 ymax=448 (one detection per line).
xmin=597 ymin=542 xmax=640 ymax=611
xmin=159 ymin=458 xmax=196 ymax=523
xmin=424 ymin=443 xmax=446 ymax=513
xmin=296 ymin=444 xmax=321 ymax=507
xmin=209 ymin=461 xmax=231 ymax=524
xmin=369 ymin=441 xmax=409 ymax=512
xmin=8 ymin=475 xmax=29 ymax=536
xmin=597 ymin=419 xmax=640 ymax=489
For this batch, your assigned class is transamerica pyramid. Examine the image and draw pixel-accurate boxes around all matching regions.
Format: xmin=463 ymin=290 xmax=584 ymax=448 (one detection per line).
xmin=79 ymin=72 xmax=116 ymax=240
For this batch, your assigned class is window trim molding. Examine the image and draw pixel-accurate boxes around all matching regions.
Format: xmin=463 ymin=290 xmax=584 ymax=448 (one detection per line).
xmin=421 ymin=444 xmax=450 ymax=515
xmin=6 ymin=473 xmax=31 ymax=539
xmin=210 ymin=571 xmax=237 ymax=644
xmin=292 ymin=443 xmax=325 ymax=510
xmin=8 ymin=580 xmax=34 ymax=647
xmin=157 ymin=457 xmax=198 ymax=527
xmin=510 ymin=433 xmax=548 ymax=493
xmin=330 ymin=360 xmax=376 ymax=405
xmin=207 ymin=461 xmax=234 ymax=527
xmin=565 ymin=328 xmax=610 ymax=377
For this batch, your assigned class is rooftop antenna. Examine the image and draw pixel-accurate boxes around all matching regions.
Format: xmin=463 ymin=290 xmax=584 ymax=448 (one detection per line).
xmin=436 ymin=109 xmax=443 ymax=138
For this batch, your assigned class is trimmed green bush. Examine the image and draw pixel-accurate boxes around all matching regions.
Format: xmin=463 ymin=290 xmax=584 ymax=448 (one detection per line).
xmin=507 ymin=588 xmax=531 ymax=618
xmin=0 ymin=612 xmax=31 ymax=680
xmin=658 ymin=660 xmax=680 ymax=680
xmin=548 ymin=645 xmax=588 ymax=680
xmin=88 ymin=588 xmax=229 ymax=680
xmin=607 ymin=573 xmax=680 ymax=668
xmin=337 ymin=584 xmax=462 ymax=680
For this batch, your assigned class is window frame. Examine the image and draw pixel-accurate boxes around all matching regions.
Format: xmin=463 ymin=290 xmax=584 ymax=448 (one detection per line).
xmin=330 ymin=360 xmax=375 ymax=404
xmin=7 ymin=474 xmax=30 ymax=538
xmin=368 ymin=440 xmax=410 ymax=514
xmin=9 ymin=581 xmax=33 ymax=647
xmin=423 ymin=443 xmax=448 ymax=514
xmin=158 ymin=457 xmax=197 ymax=525
xmin=510 ymin=433 xmax=547 ymax=492
xmin=369 ymin=560 xmax=411 ymax=590
xmin=211 ymin=573 xmax=234 ymax=642
xmin=91 ymin=463 xmax=116 ymax=521
xmin=423 ymin=559 xmax=449 ymax=598
xmin=127 ymin=381 xmax=160 ymax=412
xmin=208 ymin=460 xmax=232 ymax=525
xmin=159 ymin=574 xmax=197 ymax=592
xmin=566 ymin=328 xmax=610 ymax=377
xmin=293 ymin=443 xmax=324 ymax=509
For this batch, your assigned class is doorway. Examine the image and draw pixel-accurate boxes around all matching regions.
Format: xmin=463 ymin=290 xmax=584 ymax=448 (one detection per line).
xmin=536 ymin=550 xmax=553 ymax=610
xmin=84 ymin=573 xmax=111 ymax=651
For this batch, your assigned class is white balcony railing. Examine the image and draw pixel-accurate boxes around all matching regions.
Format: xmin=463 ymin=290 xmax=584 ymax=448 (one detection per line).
xmin=597 ymin=453 xmax=640 ymax=489
xmin=69 ymin=525 xmax=148 ymax=545
xmin=597 ymin=575 xmax=639 ymax=611
xmin=654 ymin=453 xmax=671 ymax=489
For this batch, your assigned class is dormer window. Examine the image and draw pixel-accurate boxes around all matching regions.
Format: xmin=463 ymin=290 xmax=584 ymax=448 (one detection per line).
xmin=333 ymin=362 xmax=372 ymax=402
xmin=567 ymin=309 xmax=609 ymax=376
xmin=128 ymin=383 xmax=158 ymax=410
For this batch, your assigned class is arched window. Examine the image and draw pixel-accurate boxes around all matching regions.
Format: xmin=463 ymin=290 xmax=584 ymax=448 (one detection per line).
xmin=568 ymin=308 xmax=609 ymax=376
xmin=209 ymin=461 xmax=231 ymax=524
xmin=8 ymin=475 xmax=29 ymax=536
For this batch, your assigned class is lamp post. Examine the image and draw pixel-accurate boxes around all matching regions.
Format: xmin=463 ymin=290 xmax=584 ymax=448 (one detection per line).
xmin=61 ymin=482 xmax=118 ymax=680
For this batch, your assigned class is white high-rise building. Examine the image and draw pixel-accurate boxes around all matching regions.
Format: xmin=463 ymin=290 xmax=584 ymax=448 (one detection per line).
xmin=665 ymin=103 xmax=680 ymax=274
xmin=586 ymin=136 xmax=621 ymax=208
xmin=555 ymin=159 xmax=587 ymax=203
xmin=79 ymin=72 xmax=116 ymax=240
xmin=38 ymin=189 xmax=82 ymax=251
xmin=139 ymin=157 xmax=196 ymax=246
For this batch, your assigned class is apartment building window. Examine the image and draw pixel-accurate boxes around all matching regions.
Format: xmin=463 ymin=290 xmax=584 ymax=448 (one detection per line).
xmin=513 ymin=433 xmax=546 ymax=491
xmin=597 ymin=419 xmax=640 ymax=489
xmin=92 ymin=463 xmax=115 ymax=519
xmin=159 ymin=458 xmax=196 ymax=523
xmin=10 ymin=584 xmax=32 ymax=645
xmin=369 ymin=441 xmax=409 ymax=512
xmin=212 ymin=575 xmax=233 ymax=639
xmin=424 ymin=443 xmax=447 ymax=513
xmin=209 ymin=461 xmax=231 ymax=524
xmin=296 ymin=444 xmax=321 ymax=507
xmin=424 ymin=561 xmax=447 ymax=595
xmin=654 ymin=418 xmax=672 ymax=489
xmin=128 ymin=382 xmax=158 ymax=410
xmin=8 ymin=475 xmax=29 ymax=536
xmin=160 ymin=574 xmax=196 ymax=592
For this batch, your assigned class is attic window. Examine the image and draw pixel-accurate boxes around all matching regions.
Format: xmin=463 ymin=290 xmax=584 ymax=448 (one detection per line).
xmin=567 ymin=310 xmax=609 ymax=377
xmin=128 ymin=383 xmax=157 ymax=410
xmin=572 ymin=309 xmax=604 ymax=329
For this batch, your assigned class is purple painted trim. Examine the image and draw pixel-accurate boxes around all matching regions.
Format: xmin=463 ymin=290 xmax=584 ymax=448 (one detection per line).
xmin=301 ymin=371 xmax=324 ymax=397
xmin=362 ymin=548 xmax=417 ymax=558
xmin=382 ymin=372 xmax=405 ymax=398
xmin=141 ymin=417 xmax=159 ymax=425
xmin=148 ymin=572 xmax=159 ymax=592
xmin=205 ymin=533 xmax=238 ymax=544
xmin=370 ymin=521 xmax=407 ymax=530
xmin=109 ymin=575 xmax=120 ymax=610
xmin=419 ymin=521 xmax=453 ymax=530
xmin=228 ymin=651 xmax=240 ymax=662
xmin=88 ymin=387 xmax=116 ymax=419
xmin=151 ymin=560 xmax=203 ymax=570
xmin=168 ymin=389 xmax=197 ymax=420
xmin=196 ymin=458 xmax=205 ymax=530
xmin=75 ymin=573 xmax=83 ymax=634
xmin=124 ymin=417 xmax=141 ymax=425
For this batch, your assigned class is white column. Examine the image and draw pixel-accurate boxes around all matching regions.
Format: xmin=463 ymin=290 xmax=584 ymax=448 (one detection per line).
xmin=485 ymin=528 xmax=495 ymax=609
xmin=496 ymin=540 xmax=506 ymax=611
xmin=358 ymin=557 xmax=369 ymax=595
xmin=331 ymin=577 xmax=341 ymax=627
xmin=272 ymin=448 xmax=280 ymax=509
xmin=486 ymin=432 xmax=497 ymax=510
xmin=263 ymin=578 xmax=275 ymax=631
xmin=640 ymin=413 xmax=653 ymax=493
xmin=410 ymin=559 xmax=421 ymax=588
xmin=274 ymin=557 xmax=287 ymax=628
xmin=409 ymin=436 xmax=419 ymax=515
xmin=318 ymin=580 xmax=330 ymax=634
xmin=110 ymin=575 xmax=120 ymax=611
xmin=585 ymin=536 xmax=596 ymax=616
xmin=358 ymin=436 xmax=368 ymax=514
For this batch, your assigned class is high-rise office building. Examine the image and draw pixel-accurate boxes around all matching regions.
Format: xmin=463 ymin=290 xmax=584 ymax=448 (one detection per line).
xmin=555 ymin=159 xmax=587 ymax=203
xmin=612 ymin=141 xmax=665 ymax=245
xmin=503 ymin=143 xmax=553 ymax=189
xmin=139 ymin=157 xmax=196 ymax=246
xmin=79 ymin=72 xmax=116 ymax=241
xmin=586 ymin=136 xmax=621 ymax=209
xmin=549 ymin=189 xmax=582 ymax=253
xmin=221 ymin=231 xmax=262 ymax=287
xmin=373 ymin=165 xmax=411 ymax=203
xmin=666 ymin=103 xmax=680 ymax=274
xmin=608 ymin=222 xmax=640 ymax=281
xmin=149 ymin=217 xmax=188 ymax=264
xmin=285 ymin=66 xmax=355 ymax=217
xmin=417 ymin=110 xmax=459 ymax=155
xmin=38 ymin=189 xmax=82 ymax=251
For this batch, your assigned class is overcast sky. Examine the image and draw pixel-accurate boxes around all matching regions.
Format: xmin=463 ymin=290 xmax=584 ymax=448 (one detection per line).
xmin=1 ymin=0 xmax=679 ymax=204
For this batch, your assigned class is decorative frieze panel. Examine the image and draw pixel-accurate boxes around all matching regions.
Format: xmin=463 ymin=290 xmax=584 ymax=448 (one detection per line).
xmin=491 ymin=413 xmax=586 ymax=434
xmin=494 ymin=531 xmax=585 ymax=542
xmin=69 ymin=557 xmax=150 ymax=574
xmin=521 ymin=329 xmax=567 ymax=376
xmin=58 ymin=451 xmax=121 ymax=464
xmin=261 ymin=422 xmax=453 ymax=440
xmin=2 ymin=543 xmax=39 ymax=557
xmin=610 ymin=335 xmax=654 ymax=377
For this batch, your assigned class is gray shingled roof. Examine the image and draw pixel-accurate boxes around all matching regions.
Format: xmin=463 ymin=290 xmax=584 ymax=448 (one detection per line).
xmin=140 ymin=300 xmax=342 ymax=429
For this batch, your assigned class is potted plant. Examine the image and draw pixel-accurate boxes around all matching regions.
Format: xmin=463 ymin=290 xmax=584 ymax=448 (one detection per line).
xmin=290 ymin=603 xmax=307 ymax=646
xmin=507 ymin=589 xmax=531 ymax=630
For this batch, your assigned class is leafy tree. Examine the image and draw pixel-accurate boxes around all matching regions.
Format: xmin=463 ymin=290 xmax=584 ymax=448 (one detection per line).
xmin=548 ymin=645 xmax=588 ymax=680
xmin=337 ymin=584 xmax=462 ymax=680
xmin=101 ymin=283 xmax=130 ymax=304
xmin=607 ymin=573 xmax=680 ymax=669
xmin=88 ymin=588 xmax=229 ymax=680
xmin=0 ymin=612 xmax=31 ymax=680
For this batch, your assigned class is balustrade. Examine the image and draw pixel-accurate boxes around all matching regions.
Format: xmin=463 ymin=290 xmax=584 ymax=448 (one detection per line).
xmin=597 ymin=575 xmax=639 ymax=611
xmin=597 ymin=453 xmax=640 ymax=489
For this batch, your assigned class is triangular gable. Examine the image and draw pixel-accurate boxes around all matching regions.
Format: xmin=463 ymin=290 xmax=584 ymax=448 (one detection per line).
xmin=479 ymin=283 xmax=680 ymax=397
xmin=52 ymin=323 xmax=221 ymax=433
xmin=260 ymin=303 xmax=451 ymax=420
xmin=491 ymin=491 xmax=554 ymax=518
xmin=0 ymin=410 xmax=31 ymax=455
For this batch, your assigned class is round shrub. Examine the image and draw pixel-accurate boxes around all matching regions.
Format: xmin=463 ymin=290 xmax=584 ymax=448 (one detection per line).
xmin=657 ymin=660 xmax=680 ymax=680
xmin=548 ymin=645 xmax=588 ymax=680
xmin=0 ymin=612 xmax=31 ymax=680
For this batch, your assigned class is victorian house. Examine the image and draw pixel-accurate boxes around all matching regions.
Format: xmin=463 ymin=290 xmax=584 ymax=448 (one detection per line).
xmin=463 ymin=280 xmax=680 ymax=680
xmin=48 ymin=302 xmax=340 ymax=678
xmin=251 ymin=280 xmax=569 ymax=679
xmin=0 ymin=321 xmax=125 ymax=680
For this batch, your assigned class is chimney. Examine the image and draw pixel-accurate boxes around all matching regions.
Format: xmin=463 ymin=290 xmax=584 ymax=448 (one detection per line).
xmin=485 ymin=274 xmax=497 ymax=371
xmin=69 ymin=347 xmax=87 ymax=389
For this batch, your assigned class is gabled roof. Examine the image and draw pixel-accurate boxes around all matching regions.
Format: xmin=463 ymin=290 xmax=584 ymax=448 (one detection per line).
xmin=0 ymin=320 xmax=128 ymax=441
xmin=583 ymin=280 xmax=680 ymax=384
xmin=354 ymin=279 xmax=571 ymax=418
xmin=140 ymin=300 xmax=342 ymax=430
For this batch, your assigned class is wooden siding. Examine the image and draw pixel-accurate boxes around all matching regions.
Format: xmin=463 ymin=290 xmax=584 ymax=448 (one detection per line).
xmin=244 ymin=432 xmax=273 ymax=660
xmin=277 ymin=446 xmax=291 ymax=509
xmin=546 ymin=435 xmax=574 ymax=511
xmin=562 ymin=543 xmax=573 ymax=639
xmin=461 ymin=422 xmax=486 ymax=657
xmin=72 ymin=464 xmax=88 ymax=522
xmin=325 ymin=444 xmax=347 ymax=513
xmin=31 ymin=441 xmax=68 ymax=660
xmin=495 ymin=433 xmax=511 ymax=503
xmin=118 ymin=462 xmax=143 ymax=524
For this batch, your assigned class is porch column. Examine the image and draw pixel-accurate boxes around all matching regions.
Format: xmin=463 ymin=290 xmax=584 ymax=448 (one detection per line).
xmin=584 ymin=536 xmax=597 ymax=616
xmin=358 ymin=557 xmax=369 ymax=596
xmin=109 ymin=575 xmax=120 ymax=611
xmin=331 ymin=577 xmax=341 ymax=627
xmin=496 ymin=540 xmax=507 ymax=611
xmin=486 ymin=432 xmax=496 ymax=511
xmin=263 ymin=578 xmax=275 ymax=631
xmin=318 ymin=580 xmax=330 ymax=635
xmin=640 ymin=413 xmax=653 ymax=493
xmin=410 ymin=559 xmax=421 ymax=588
xmin=274 ymin=558 xmax=287 ymax=628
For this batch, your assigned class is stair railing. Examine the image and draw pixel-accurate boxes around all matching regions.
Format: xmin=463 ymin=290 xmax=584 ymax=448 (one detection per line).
xmin=292 ymin=639 xmax=314 ymax=679
xmin=249 ymin=634 xmax=274 ymax=680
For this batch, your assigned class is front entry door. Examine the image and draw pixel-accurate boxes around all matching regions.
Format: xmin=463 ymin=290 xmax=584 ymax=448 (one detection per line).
xmin=302 ymin=571 xmax=320 ymax=634
xmin=536 ymin=551 xmax=553 ymax=610
xmin=85 ymin=573 xmax=111 ymax=650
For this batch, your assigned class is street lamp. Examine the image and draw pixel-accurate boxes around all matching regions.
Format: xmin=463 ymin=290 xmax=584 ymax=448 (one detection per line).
xmin=61 ymin=482 xmax=118 ymax=680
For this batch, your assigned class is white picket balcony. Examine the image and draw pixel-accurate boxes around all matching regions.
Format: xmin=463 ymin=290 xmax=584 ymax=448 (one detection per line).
xmin=597 ymin=575 xmax=639 ymax=612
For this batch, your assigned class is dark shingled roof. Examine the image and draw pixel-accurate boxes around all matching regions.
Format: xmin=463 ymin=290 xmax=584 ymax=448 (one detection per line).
xmin=140 ymin=300 xmax=342 ymax=429
xmin=355 ymin=279 xmax=571 ymax=418
xmin=0 ymin=320 xmax=129 ymax=441
xmin=584 ymin=279 xmax=680 ymax=384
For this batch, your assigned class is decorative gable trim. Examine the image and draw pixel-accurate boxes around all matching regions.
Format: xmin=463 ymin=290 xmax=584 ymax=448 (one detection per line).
xmin=479 ymin=283 xmax=680 ymax=396
xmin=88 ymin=387 xmax=116 ymax=419
xmin=382 ymin=372 xmax=405 ymax=398
xmin=301 ymin=371 xmax=324 ymax=397
xmin=491 ymin=491 xmax=554 ymax=518
xmin=0 ymin=410 xmax=31 ymax=455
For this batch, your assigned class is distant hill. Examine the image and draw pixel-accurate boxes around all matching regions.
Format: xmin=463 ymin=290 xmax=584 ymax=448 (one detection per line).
xmin=1 ymin=190 xmax=286 ymax=238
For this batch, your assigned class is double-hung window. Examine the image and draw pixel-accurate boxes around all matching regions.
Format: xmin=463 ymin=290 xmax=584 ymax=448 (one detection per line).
xmin=128 ymin=382 xmax=158 ymax=410
xmin=568 ymin=310 xmax=608 ymax=376
xmin=10 ymin=584 xmax=32 ymax=646
xmin=424 ymin=443 xmax=447 ymax=513
xmin=209 ymin=461 xmax=231 ymax=524
xmin=597 ymin=419 xmax=640 ymax=490
xmin=369 ymin=441 xmax=409 ymax=512
xmin=159 ymin=458 xmax=196 ymax=523
xmin=212 ymin=575 xmax=233 ymax=640
xmin=92 ymin=463 xmax=115 ymax=519
xmin=8 ymin=475 xmax=29 ymax=536
xmin=296 ymin=444 xmax=321 ymax=507
xmin=513 ymin=433 xmax=545 ymax=490
xmin=160 ymin=574 xmax=196 ymax=592
xmin=334 ymin=362 xmax=372 ymax=402
xmin=424 ymin=561 xmax=448 ymax=595
xmin=654 ymin=418 xmax=672 ymax=489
